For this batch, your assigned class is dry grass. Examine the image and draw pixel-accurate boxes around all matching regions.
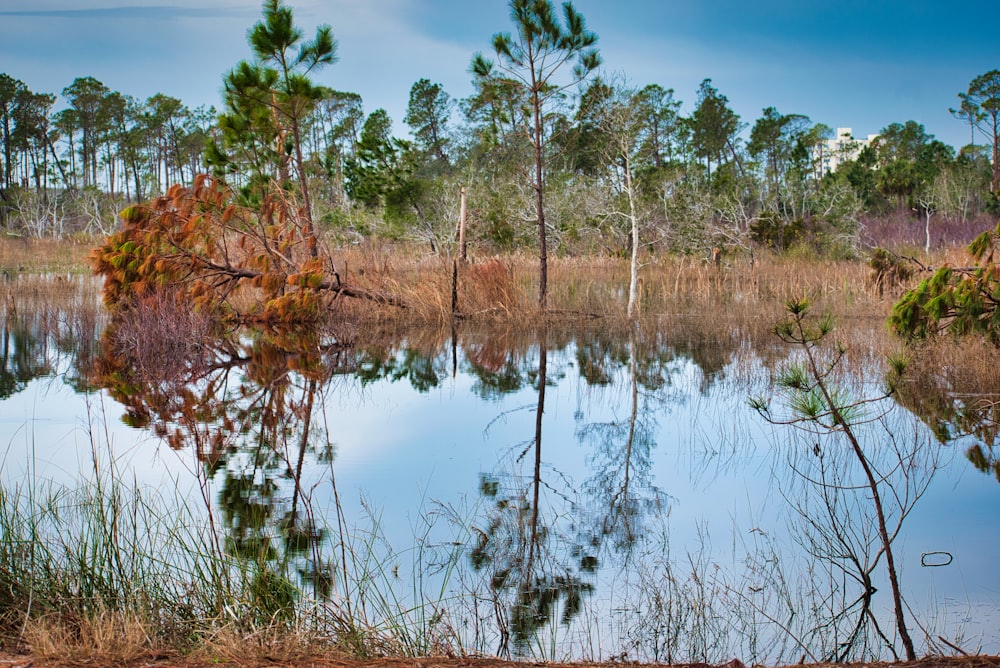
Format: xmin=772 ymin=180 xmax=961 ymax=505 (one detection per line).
xmin=0 ymin=236 xmax=93 ymax=274
xmin=23 ymin=609 xmax=162 ymax=663
xmin=316 ymin=245 xmax=915 ymax=332
xmin=1 ymin=235 xmax=954 ymax=329
xmin=181 ymin=623 xmax=353 ymax=665
xmin=462 ymin=258 xmax=521 ymax=316
xmin=0 ymin=271 xmax=106 ymax=383
xmin=0 ymin=239 xmax=924 ymax=388
xmin=906 ymin=335 xmax=1000 ymax=391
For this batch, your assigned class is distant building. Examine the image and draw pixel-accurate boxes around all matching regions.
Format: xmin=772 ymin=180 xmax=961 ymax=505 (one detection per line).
xmin=815 ymin=127 xmax=879 ymax=177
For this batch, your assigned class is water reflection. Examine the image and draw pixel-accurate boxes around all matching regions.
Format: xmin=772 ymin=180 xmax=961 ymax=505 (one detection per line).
xmin=772 ymin=413 xmax=940 ymax=661
xmin=0 ymin=275 xmax=102 ymax=397
xmin=468 ymin=326 xmax=597 ymax=657
xmin=461 ymin=321 xmax=731 ymax=657
xmin=87 ymin=304 xmax=759 ymax=656
xmin=3 ymin=283 xmax=998 ymax=661
xmin=92 ymin=301 xmax=344 ymax=614
xmin=576 ymin=322 xmax=668 ymax=557
xmin=895 ymin=344 xmax=1000 ymax=483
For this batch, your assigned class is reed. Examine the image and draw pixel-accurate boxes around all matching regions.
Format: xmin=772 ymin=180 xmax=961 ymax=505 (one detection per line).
xmin=0 ymin=236 xmax=93 ymax=274
xmin=2 ymin=233 xmax=962 ymax=332
xmin=0 ymin=406 xmax=465 ymax=662
xmin=0 ymin=457 xmax=209 ymax=658
xmin=341 ymin=248 xmax=917 ymax=325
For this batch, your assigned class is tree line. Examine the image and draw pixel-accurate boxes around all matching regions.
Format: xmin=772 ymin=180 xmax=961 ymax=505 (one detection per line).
xmin=1 ymin=0 xmax=998 ymax=271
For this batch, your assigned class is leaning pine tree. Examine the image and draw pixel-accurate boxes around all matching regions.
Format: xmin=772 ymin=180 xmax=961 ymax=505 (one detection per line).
xmin=890 ymin=218 xmax=1000 ymax=342
xmin=91 ymin=176 xmax=405 ymax=324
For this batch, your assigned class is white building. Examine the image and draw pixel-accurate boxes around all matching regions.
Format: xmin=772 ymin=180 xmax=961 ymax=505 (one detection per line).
xmin=815 ymin=127 xmax=879 ymax=177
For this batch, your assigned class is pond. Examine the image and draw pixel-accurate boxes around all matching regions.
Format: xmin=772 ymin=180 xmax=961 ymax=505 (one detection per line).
xmin=1 ymin=274 xmax=998 ymax=663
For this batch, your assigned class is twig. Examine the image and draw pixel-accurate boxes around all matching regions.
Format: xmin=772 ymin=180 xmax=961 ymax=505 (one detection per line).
xmin=937 ymin=635 xmax=970 ymax=656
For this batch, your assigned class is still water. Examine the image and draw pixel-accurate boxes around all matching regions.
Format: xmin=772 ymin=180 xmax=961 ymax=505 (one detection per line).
xmin=2 ymin=276 xmax=998 ymax=662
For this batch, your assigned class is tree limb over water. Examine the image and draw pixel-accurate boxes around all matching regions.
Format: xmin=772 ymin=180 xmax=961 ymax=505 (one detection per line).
xmin=90 ymin=174 xmax=406 ymax=323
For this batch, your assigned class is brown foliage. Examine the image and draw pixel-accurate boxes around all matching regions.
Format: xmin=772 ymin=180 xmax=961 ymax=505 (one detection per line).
xmin=90 ymin=175 xmax=403 ymax=326
xmin=462 ymin=258 xmax=519 ymax=315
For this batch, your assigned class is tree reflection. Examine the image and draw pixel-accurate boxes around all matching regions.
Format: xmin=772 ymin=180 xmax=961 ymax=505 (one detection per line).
xmin=91 ymin=297 xmax=362 ymax=615
xmin=356 ymin=347 xmax=445 ymax=391
xmin=752 ymin=303 xmax=938 ymax=661
xmin=766 ymin=414 xmax=939 ymax=661
xmin=893 ymin=338 xmax=1000 ymax=483
xmin=0 ymin=276 xmax=102 ymax=398
xmin=92 ymin=291 xmax=480 ymax=627
xmin=463 ymin=323 xmax=735 ymax=656
xmin=464 ymin=328 xmax=527 ymax=400
xmin=575 ymin=322 xmax=668 ymax=556
xmin=0 ymin=312 xmax=49 ymax=398
xmin=469 ymin=326 xmax=595 ymax=658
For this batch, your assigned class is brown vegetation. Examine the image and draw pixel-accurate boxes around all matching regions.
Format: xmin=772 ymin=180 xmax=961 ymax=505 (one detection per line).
xmin=0 ymin=652 xmax=998 ymax=668
xmin=0 ymin=235 xmax=93 ymax=274
xmin=5 ymin=218 xmax=927 ymax=335
xmin=319 ymin=244 xmax=896 ymax=329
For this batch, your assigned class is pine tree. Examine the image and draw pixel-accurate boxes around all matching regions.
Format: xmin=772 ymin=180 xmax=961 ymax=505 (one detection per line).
xmin=214 ymin=0 xmax=337 ymax=257
xmin=472 ymin=0 xmax=600 ymax=309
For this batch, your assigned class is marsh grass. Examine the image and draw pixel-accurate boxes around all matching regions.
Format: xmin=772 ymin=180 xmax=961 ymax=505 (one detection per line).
xmin=904 ymin=335 xmax=1000 ymax=395
xmin=0 ymin=454 xmax=208 ymax=658
xmin=0 ymin=235 xmax=948 ymax=336
xmin=315 ymin=246 xmax=911 ymax=346
xmin=0 ymin=236 xmax=93 ymax=274
xmin=293 ymin=246 xmax=906 ymax=405
xmin=109 ymin=290 xmax=215 ymax=380
xmin=0 ymin=404 xmax=467 ymax=662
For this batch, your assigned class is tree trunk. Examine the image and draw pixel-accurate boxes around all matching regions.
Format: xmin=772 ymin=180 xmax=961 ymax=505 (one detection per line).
xmin=924 ymin=208 xmax=932 ymax=255
xmin=458 ymin=186 xmax=468 ymax=263
xmin=626 ymin=151 xmax=640 ymax=319
xmin=528 ymin=328 xmax=547 ymax=569
xmin=533 ymin=84 xmax=547 ymax=310
xmin=2 ymin=113 xmax=11 ymax=189
xmin=290 ymin=114 xmax=319 ymax=259
xmin=806 ymin=344 xmax=917 ymax=661
xmin=992 ymin=140 xmax=999 ymax=195
xmin=45 ymin=135 xmax=69 ymax=188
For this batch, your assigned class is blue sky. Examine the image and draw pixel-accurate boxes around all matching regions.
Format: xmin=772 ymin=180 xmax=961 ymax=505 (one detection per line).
xmin=1 ymin=0 xmax=996 ymax=150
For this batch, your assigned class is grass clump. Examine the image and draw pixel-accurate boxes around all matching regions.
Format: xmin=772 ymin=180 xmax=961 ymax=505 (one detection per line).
xmin=0 ymin=421 xmax=463 ymax=662
xmin=0 ymin=471 xmax=209 ymax=658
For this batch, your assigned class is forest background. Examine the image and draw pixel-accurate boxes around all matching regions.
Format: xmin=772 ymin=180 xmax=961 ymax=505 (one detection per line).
xmin=0 ymin=0 xmax=998 ymax=283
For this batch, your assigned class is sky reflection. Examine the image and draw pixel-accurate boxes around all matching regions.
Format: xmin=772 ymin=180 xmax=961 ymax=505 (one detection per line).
xmin=1 ymin=296 xmax=998 ymax=661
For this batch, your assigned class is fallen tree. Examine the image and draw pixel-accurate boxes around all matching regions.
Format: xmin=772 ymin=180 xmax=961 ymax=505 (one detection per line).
xmin=91 ymin=174 xmax=405 ymax=324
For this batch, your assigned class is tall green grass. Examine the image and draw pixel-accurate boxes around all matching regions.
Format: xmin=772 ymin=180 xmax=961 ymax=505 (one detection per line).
xmin=0 ymin=441 xmax=216 ymax=659
xmin=0 ymin=411 xmax=466 ymax=662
